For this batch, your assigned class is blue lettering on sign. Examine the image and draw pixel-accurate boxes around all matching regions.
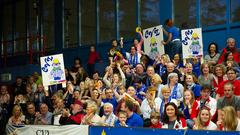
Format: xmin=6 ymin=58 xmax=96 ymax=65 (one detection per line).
xmin=41 ymin=56 xmax=53 ymax=72
xmin=144 ymin=27 xmax=160 ymax=38
xmin=182 ymin=29 xmax=193 ymax=45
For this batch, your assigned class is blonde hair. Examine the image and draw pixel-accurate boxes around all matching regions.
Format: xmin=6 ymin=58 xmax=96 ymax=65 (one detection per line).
xmin=151 ymin=73 xmax=162 ymax=85
xmin=222 ymin=106 xmax=238 ymax=131
xmin=12 ymin=105 xmax=23 ymax=116
xmin=161 ymin=86 xmax=170 ymax=94
xmin=87 ymin=100 xmax=98 ymax=114
xmin=195 ymin=107 xmax=211 ymax=130
xmin=161 ymin=54 xmax=170 ymax=63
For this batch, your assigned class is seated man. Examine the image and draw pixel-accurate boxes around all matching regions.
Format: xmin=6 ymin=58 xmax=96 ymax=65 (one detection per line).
xmin=216 ymin=68 xmax=240 ymax=99
xmin=102 ymin=88 xmax=118 ymax=110
xmin=217 ymin=82 xmax=240 ymax=120
xmin=120 ymin=100 xmax=143 ymax=127
xmin=190 ymin=85 xmax=217 ymax=126
xmin=59 ymin=100 xmax=85 ymax=125
xmin=34 ymin=103 xmax=53 ymax=125
xmin=100 ymin=103 xmax=117 ymax=126
xmin=25 ymin=102 xmax=36 ymax=125
xmin=218 ymin=38 xmax=240 ymax=64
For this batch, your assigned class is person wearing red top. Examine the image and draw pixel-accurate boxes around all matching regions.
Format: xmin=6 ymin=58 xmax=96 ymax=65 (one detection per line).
xmin=59 ymin=101 xmax=85 ymax=125
xmin=216 ymin=68 xmax=240 ymax=99
xmin=190 ymin=85 xmax=217 ymax=127
xmin=87 ymin=46 xmax=101 ymax=77
xmin=148 ymin=111 xmax=162 ymax=128
xmin=217 ymin=38 xmax=240 ymax=64
xmin=213 ymin=64 xmax=228 ymax=93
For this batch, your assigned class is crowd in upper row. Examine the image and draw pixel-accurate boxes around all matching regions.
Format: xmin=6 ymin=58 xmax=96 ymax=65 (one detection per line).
xmin=0 ymin=19 xmax=240 ymax=134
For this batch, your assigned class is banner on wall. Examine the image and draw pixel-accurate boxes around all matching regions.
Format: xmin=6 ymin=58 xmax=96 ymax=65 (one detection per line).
xmin=7 ymin=125 xmax=89 ymax=135
xmin=143 ymin=25 xmax=164 ymax=60
xmin=40 ymin=54 xmax=66 ymax=88
xmin=181 ymin=28 xmax=203 ymax=59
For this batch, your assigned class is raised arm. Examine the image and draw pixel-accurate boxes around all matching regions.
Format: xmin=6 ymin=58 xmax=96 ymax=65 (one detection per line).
xmin=103 ymin=67 xmax=112 ymax=88
xmin=117 ymin=63 xmax=126 ymax=87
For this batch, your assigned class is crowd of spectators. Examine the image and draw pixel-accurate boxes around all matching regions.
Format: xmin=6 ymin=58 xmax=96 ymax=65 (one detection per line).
xmin=1 ymin=19 xmax=240 ymax=134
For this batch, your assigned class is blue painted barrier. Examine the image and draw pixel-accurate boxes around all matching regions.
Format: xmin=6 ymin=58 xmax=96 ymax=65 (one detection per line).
xmin=89 ymin=126 xmax=240 ymax=135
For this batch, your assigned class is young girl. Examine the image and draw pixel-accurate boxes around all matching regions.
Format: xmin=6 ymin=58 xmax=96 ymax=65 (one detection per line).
xmin=193 ymin=107 xmax=217 ymax=130
xmin=181 ymin=90 xmax=195 ymax=120
xmin=162 ymin=102 xmax=187 ymax=129
xmin=149 ymin=111 xmax=162 ymax=128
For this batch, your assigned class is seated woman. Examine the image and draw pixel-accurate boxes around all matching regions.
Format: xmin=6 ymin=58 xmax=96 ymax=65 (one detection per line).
xmin=150 ymin=73 xmax=164 ymax=98
xmin=217 ymin=106 xmax=240 ymax=131
xmin=81 ymin=100 xmax=101 ymax=125
xmin=204 ymin=42 xmax=220 ymax=67
xmin=7 ymin=105 xmax=25 ymax=127
xmin=0 ymin=85 xmax=10 ymax=108
xmin=172 ymin=53 xmax=184 ymax=72
xmin=184 ymin=74 xmax=201 ymax=98
xmin=213 ymin=64 xmax=227 ymax=99
xmin=198 ymin=63 xmax=214 ymax=90
xmin=5 ymin=105 xmax=25 ymax=134
xmin=164 ymin=73 xmax=184 ymax=103
xmin=224 ymin=51 xmax=239 ymax=68
xmin=159 ymin=86 xmax=177 ymax=119
xmin=162 ymin=102 xmax=187 ymax=129
xmin=193 ymin=106 xmax=217 ymax=130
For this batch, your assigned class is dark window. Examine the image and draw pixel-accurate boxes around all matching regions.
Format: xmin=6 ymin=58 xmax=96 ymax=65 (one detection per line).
xmin=99 ymin=0 xmax=115 ymax=43
xmin=174 ymin=0 xmax=196 ymax=28
xmin=81 ymin=0 xmax=96 ymax=45
xmin=231 ymin=0 xmax=240 ymax=23
xmin=64 ymin=0 xmax=77 ymax=48
xmin=201 ymin=0 xmax=226 ymax=26
xmin=16 ymin=0 xmax=26 ymax=54
xmin=29 ymin=0 xmax=39 ymax=52
xmin=2 ymin=3 xmax=13 ymax=56
xmin=43 ymin=0 xmax=54 ymax=50
xmin=141 ymin=0 xmax=160 ymax=29
xmin=119 ymin=0 xmax=137 ymax=40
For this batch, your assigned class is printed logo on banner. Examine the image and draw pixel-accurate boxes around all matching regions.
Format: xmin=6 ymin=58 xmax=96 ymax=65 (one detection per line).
xmin=101 ymin=129 xmax=106 ymax=135
xmin=40 ymin=54 xmax=66 ymax=87
xmin=143 ymin=25 xmax=164 ymax=60
xmin=36 ymin=130 xmax=49 ymax=135
xmin=181 ymin=28 xmax=203 ymax=59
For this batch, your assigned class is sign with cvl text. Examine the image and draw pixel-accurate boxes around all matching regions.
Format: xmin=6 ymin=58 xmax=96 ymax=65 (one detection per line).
xmin=143 ymin=25 xmax=164 ymax=60
xmin=181 ymin=28 xmax=203 ymax=59
xmin=40 ymin=54 xmax=66 ymax=87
